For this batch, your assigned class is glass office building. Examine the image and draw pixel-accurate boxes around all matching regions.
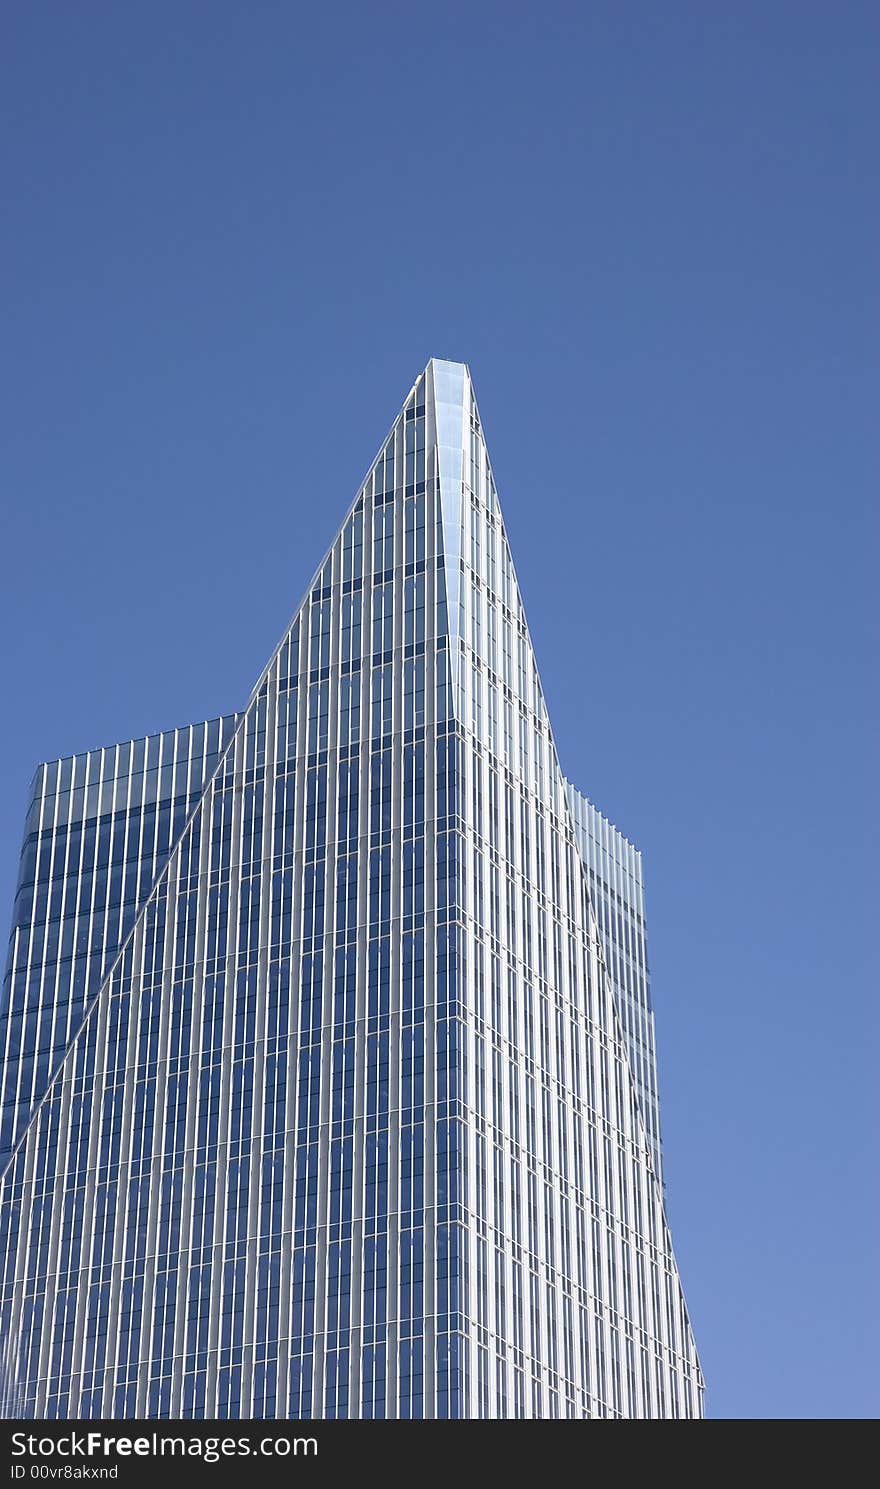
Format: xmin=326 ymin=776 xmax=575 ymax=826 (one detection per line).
xmin=0 ymin=360 xmax=702 ymax=1418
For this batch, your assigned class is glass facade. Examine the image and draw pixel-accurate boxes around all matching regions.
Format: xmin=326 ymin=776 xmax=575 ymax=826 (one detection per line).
xmin=0 ymin=717 xmax=240 ymax=1170
xmin=0 ymin=360 xmax=702 ymax=1418
xmin=566 ymin=789 xmax=663 ymax=1183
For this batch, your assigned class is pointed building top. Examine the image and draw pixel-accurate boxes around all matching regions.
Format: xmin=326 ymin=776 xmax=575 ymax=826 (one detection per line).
xmin=425 ymin=356 xmax=470 ymax=373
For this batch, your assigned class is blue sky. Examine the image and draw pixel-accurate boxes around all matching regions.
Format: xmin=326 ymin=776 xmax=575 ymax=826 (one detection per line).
xmin=1 ymin=2 xmax=876 ymax=1419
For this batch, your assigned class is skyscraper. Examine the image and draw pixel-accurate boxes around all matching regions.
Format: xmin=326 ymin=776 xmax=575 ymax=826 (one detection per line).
xmin=0 ymin=360 xmax=702 ymax=1419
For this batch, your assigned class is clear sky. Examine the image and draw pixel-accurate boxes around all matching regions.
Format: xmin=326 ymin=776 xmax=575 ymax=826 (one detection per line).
xmin=1 ymin=2 xmax=876 ymax=1420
